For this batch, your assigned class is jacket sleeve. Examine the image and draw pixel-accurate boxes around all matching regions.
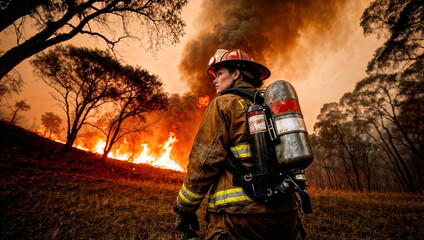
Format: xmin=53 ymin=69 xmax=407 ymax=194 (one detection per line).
xmin=175 ymin=98 xmax=230 ymax=213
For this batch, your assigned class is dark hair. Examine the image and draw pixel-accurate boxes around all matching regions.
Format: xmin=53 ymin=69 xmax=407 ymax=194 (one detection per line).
xmin=224 ymin=65 xmax=263 ymax=88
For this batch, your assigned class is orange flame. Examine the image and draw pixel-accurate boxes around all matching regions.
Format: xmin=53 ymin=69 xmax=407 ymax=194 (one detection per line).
xmin=197 ymin=95 xmax=210 ymax=108
xmin=133 ymin=132 xmax=183 ymax=171
xmin=33 ymin=124 xmax=60 ymax=140
xmin=33 ymin=125 xmax=184 ymax=172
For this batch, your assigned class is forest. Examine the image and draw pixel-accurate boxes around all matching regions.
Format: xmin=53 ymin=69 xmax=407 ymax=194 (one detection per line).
xmin=0 ymin=0 xmax=423 ymax=195
xmin=307 ymin=0 xmax=423 ymax=193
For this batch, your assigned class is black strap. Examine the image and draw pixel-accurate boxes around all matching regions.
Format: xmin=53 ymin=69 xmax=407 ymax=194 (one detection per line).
xmin=220 ymin=88 xmax=256 ymax=180
xmin=220 ymin=88 xmax=264 ymax=104
xmin=297 ymin=213 xmax=307 ymax=240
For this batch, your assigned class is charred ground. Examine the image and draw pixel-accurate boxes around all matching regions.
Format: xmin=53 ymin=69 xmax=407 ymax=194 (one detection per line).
xmin=0 ymin=121 xmax=423 ymax=239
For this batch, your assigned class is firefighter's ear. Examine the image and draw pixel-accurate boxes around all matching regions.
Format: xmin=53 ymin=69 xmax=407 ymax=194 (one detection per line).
xmin=233 ymin=69 xmax=241 ymax=80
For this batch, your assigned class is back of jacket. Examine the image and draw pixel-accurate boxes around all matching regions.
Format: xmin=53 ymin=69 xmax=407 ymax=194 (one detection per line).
xmin=175 ymin=82 xmax=298 ymax=214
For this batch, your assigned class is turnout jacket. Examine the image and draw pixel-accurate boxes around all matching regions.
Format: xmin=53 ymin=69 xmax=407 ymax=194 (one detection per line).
xmin=176 ymin=82 xmax=298 ymax=214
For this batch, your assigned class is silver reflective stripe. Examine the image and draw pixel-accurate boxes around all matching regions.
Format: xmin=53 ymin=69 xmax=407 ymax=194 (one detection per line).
xmin=274 ymin=115 xmax=307 ymax=135
xmin=208 ymin=187 xmax=253 ymax=208
xmin=178 ymin=183 xmax=204 ymax=205
xmin=230 ymin=144 xmax=252 ymax=159
xmin=179 ymin=189 xmax=202 ymax=205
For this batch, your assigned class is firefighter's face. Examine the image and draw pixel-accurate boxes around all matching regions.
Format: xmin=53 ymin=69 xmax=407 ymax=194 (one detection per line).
xmin=213 ymin=67 xmax=239 ymax=94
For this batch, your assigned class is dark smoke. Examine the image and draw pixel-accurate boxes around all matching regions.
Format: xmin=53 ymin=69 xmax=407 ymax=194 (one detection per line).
xmin=152 ymin=0 xmax=352 ymax=168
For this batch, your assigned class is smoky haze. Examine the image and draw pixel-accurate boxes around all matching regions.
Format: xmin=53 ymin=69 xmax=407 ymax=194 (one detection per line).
xmin=152 ymin=0 xmax=352 ymax=168
xmin=180 ymin=0 xmax=350 ymax=97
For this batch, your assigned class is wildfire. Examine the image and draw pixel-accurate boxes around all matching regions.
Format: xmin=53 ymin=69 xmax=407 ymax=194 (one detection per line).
xmin=94 ymin=140 xmax=130 ymax=160
xmin=133 ymin=132 xmax=183 ymax=171
xmin=33 ymin=125 xmax=184 ymax=172
xmin=197 ymin=95 xmax=210 ymax=108
xmin=33 ymin=124 xmax=60 ymax=140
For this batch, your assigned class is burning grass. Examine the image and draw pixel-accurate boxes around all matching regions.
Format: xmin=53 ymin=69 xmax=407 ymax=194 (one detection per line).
xmin=0 ymin=121 xmax=423 ymax=239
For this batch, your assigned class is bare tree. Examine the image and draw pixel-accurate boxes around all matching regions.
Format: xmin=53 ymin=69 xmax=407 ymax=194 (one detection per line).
xmin=354 ymin=73 xmax=423 ymax=162
xmin=0 ymin=0 xmax=188 ymax=80
xmin=314 ymin=102 xmax=367 ymax=191
xmin=344 ymin=73 xmax=420 ymax=193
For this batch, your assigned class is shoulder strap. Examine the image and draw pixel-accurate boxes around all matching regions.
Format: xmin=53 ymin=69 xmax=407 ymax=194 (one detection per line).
xmin=220 ymin=88 xmax=264 ymax=104
xmin=220 ymin=88 xmax=259 ymax=181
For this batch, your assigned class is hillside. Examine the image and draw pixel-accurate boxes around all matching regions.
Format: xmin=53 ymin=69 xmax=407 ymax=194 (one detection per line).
xmin=0 ymin=121 xmax=423 ymax=239
xmin=0 ymin=121 xmax=187 ymax=239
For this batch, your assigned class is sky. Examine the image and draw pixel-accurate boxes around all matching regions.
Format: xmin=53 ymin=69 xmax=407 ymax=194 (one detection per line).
xmin=0 ymin=0 xmax=382 ymax=133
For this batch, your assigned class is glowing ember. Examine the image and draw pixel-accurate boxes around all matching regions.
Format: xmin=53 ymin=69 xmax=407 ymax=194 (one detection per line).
xmin=197 ymin=95 xmax=210 ymax=108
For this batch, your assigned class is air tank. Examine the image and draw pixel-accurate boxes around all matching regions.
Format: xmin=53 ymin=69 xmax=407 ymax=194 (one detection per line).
xmin=264 ymin=80 xmax=313 ymax=170
xmin=247 ymin=104 xmax=275 ymax=175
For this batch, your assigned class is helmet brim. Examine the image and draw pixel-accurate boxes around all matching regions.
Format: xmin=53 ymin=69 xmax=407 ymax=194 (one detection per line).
xmin=207 ymin=59 xmax=271 ymax=81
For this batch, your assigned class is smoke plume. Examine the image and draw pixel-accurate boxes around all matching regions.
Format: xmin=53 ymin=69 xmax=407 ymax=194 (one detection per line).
xmin=152 ymin=0 xmax=353 ymax=168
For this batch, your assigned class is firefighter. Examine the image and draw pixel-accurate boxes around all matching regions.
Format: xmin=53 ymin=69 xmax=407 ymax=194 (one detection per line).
xmin=173 ymin=49 xmax=303 ymax=240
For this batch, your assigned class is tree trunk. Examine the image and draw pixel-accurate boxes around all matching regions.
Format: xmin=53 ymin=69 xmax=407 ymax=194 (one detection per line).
xmin=63 ymin=131 xmax=77 ymax=151
xmin=325 ymin=168 xmax=334 ymax=189
xmin=10 ymin=109 xmax=18 ymax=124
xmin=101 ymin=149 xmax=110 ymax=161
xmin=384 ymin=127 xmax=417 ymax=193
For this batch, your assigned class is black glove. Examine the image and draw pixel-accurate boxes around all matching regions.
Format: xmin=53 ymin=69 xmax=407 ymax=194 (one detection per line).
xmin=173 ymin=204 xmax=199 ymax=239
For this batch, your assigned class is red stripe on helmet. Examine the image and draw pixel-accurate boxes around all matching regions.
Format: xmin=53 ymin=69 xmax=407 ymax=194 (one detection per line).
xmin=270 ymin=99 xmax=302 ymax=115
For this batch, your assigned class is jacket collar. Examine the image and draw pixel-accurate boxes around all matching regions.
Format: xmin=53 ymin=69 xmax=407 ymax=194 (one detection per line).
xmin=232 ymin=81 xmax=257 ymax=91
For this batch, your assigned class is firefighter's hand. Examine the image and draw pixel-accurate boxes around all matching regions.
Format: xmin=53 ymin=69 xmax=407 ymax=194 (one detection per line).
xmin=173 ymin=205 xmax=199 ymax=239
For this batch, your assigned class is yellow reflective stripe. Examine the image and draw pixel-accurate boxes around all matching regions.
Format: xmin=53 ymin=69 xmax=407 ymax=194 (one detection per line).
xmin=237 ymin=99 xmax=252 ymax=110
xmin=210 ymin=187 xmax=244 ymax=199
xmin=178 ymin=192 xmax=202 ymax=205
xmin=238 ymin=152 xmax=252 ymax=158
xmin=238 ymin=100 xmax=245 ymax=110
xmin=230 ymin=144 xmax=250 ymax=151
xmin=209 ymin=196 xmax=250 ymax=206
xmin=182 ymin=183 xmax=204 ymax=199
xmin=208 ymin=187 xmax=252 ymax=208
xmin=230 ymin=144 xmax=252 ymax=158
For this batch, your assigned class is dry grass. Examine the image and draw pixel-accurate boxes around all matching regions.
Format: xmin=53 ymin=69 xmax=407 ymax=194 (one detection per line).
xmin=302 ymin=189 xmax=424 ymax=240
xmin=0 ymin=121 xmax=423 ymax=239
